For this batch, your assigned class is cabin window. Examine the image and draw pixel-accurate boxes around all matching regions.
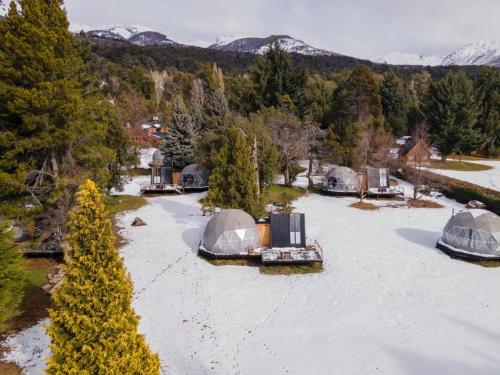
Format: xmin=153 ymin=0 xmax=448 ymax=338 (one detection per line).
xmin=408 ymin=156 xmax=414 ymax=161
xmin=290 ymin=213 xmax=301 ymax=245
xmin=422 ymin=155 xmax=427 ymax=160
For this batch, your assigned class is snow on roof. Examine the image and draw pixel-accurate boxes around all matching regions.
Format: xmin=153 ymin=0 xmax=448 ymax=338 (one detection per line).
xmin=141 ymin=124 xmax=151 ymax=129
xmin=396 ymin=136 xmax=412 ymax=145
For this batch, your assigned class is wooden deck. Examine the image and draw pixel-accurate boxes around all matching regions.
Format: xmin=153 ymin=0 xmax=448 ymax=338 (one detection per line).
xmin=261 ymin=243 xmax=323 ymax=265
xmin=198 ymin=241 xmax=324 ymax=265
xmin=140 ymin=183 xmax=184 ymax=194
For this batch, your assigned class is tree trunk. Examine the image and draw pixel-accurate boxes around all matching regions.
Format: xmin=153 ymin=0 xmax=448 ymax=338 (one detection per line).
xmin=50 ymin=153 xmax=59 ymax=178
xmin=252 ymin=135 xmax=260 ymax=196
xmin=284 ymin=166 xmax=290 ymax=186
xmin=307 ymin=154 xmax=314 ymax=189
xmin=441 ymin=154 xmax=447 ymax=163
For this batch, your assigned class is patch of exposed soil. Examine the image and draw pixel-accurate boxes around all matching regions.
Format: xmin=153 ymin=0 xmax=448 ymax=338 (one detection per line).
xmin=349 ymin=202 xmax=378 ymax=211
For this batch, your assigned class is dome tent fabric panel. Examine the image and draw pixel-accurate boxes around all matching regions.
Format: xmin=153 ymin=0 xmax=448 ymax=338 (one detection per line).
xmin=151 ymin=150 xmax=164 ymax=166
xmin=202 ymin=209 xmax=261 ymax=255
xmin=181 ymin=164 xmax=209 ymax=188
xmin=442 ymin=211 xmax=500 ymax=257
xmin=324 ymin=166 xmax=360 ymax=192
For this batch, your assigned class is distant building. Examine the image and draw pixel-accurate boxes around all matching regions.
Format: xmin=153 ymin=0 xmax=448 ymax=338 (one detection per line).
xmin=127 ymin=118 xmax=169 ymax=147
xmin=398 ymin=138 xmax=432 ymax=166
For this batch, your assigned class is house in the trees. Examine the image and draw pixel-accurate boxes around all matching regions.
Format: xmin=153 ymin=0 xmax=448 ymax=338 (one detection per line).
xmin=397 ymin=138 xmax=432 ymax=166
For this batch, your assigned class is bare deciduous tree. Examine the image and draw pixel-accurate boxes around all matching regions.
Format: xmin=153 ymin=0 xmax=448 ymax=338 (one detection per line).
xmin=269 ymin=111 xmax=308 ymax=186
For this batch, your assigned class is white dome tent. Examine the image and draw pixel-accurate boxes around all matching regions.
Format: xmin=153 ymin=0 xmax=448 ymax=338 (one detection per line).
xmin=200 ymin=209 xmax=261 ymax=257
xmin=437 ymin=211 xmax=500 ymax=260
xmin=323 ymin=166 xmax=360 ymax=194
xmin=180 ymin=164 xmax=209 ymax=190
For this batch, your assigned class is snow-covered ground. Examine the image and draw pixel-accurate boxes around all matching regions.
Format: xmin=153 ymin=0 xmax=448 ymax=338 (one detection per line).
xmin=426 ymin=160 xmax=500 ymax=192
xmin=3 ymin=168 xmax=500 ymax=375
xmin=1 ymin=319 xmax=50 ymax=375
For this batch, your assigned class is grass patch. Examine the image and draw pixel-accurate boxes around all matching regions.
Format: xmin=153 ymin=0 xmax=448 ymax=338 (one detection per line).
xmin=263 ymin=184 xmax=305 ymax=207
xmin=104 ymin=195 xmax=147 ymax=216
xmin=202 ymin=257 xmax=323 ymax=275
xmin=350 ymin=201 xmax=378 ymax=211
xmin=450 ymin=154 xmax=500 ymax=161
xmin=407 ymin=199 xmax=444 ymax=209
xmin=430 ymin=160 xmax=492 ymax=171
xmin=129 ymin=167 xmax=150 ymax=176
xmin=259 ymin=262 xmax=323 ymax=275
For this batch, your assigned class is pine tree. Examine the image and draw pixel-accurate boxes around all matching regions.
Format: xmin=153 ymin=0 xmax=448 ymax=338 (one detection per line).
xmin=381 ymin=69 xmax=409 ymax=137
xmin=426 ymin=71 xmax=483 ymax=160
xmin=0 ymin=0 xmax=83 ymax=195
xmin=0 ymin=222 xmax=27 ymax=329
xmin=251 ymin=41 xmax=307 ymax=110
xmin=206 ymin=128 xmax=262 ymax=218
xmin=161 ymin=96 xmax=197 ymax=169
xmin=476 ymin=67 xmax=500 ymax=157
xmin=0 ymin=0 xmax=132 ymax=203
xmin=47 ymin=180 xmax=160 ymax=374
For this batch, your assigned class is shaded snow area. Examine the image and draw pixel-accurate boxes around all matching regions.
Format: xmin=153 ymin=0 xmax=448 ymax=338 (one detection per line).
xmin=1 ymin=319 xmax=49 ymax=375
xmin=427 ymin=160 xmax=500 ymax=192
xmin=4 ymin=170 xmax=500 ymax=374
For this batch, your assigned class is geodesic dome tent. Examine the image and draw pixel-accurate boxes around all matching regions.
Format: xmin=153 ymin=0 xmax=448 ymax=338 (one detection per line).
xmin=438 ymin=211 xmax=500 ymax=260
xmin=323 ymin=166 xmax=360 ymax=193
xmin=202 ymin=209 xmax=261 ymax=255
xmin=180 ymin=164 xmax=209 ymax=189
xmin=150 ymin=150 xmax=164 ymax=166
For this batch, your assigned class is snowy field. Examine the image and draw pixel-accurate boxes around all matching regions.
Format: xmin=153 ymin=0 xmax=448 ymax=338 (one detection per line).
xmin=427 ymin=160 xmax=500 ymax=192
xmin=3 ymin=170 xmax=500 ymax=375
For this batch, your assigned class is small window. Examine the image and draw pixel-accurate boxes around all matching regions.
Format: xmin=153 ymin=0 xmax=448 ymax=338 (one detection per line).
xmin=290 ymin=214 xmax=301 ymax=245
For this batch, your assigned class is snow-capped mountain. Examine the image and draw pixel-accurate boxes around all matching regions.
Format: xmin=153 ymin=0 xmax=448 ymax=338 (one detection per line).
xmin=73 ymin=24 xmax=177 ymax=46
xmin=209 ymin=35 xmax=337 ymax=56
xmin=442 ymin=41 xmax=500 ymax=67
xmin=377 ymin=41 xmax=500 ymax=67
xmin=376 ymin=52 xmax=443 ymax=66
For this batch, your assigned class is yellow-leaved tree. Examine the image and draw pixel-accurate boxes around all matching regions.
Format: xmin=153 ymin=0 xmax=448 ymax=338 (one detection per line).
xmin=46 ymin=180 xmax=159 ymax=374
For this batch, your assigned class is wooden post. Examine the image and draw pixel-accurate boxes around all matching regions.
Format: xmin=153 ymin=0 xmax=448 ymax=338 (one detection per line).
xmin=252 ymin=135 xmax=260 ymax=196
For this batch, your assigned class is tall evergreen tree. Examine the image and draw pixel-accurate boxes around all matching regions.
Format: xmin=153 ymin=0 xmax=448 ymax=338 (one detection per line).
xmin=0 ymin=0 xmax=82 ymax=194
xmin=47 ymin=180 xmax=160 ymax=374
xmin=380 ymin=69 xmax=409 ymax=137
xmin=0 ymin=222 xmax=27 ymax=329
xmin=251 ymin=41 xmax=307 ymax=111
xmin=0 ymin=0 xmax=133 ymax=202
xmin=206 ymin=128 xmax=262 ymax=218
xmin=161 ymin=96 xmax=197 ymax=169
xmin=476 ymin=67 xmax=500 ymax=156
xmin=426 ymin=71 xmax=483 ymax=160
xmin=326 ymin=65 xmax=382 ymax=167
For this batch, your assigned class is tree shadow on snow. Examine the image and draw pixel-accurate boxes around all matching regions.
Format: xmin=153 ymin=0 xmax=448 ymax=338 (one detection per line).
xmin=385 ymin=346 xmax=500 ymax=375
xmin=395 ymin=228 xmax=441 ymax=251
xmin=152 ymin=196 xmax=208 ymax=253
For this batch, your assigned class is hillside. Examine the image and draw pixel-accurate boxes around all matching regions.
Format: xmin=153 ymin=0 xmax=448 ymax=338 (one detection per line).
xmin=87 ymin=36 xmax=488 ymax=79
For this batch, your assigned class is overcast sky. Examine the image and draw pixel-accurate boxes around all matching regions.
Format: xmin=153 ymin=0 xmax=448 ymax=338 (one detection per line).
xmin=64 ymin=0 xmax=499 ymax=59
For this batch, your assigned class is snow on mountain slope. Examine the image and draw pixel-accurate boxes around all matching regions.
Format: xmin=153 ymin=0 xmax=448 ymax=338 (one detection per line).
xmin=378 ymin=41 xmax=500 ymax=67
xmin=209 ymin=35 xmax=337 ymax=56
xmin=442 ymin=40 xmax=500 ymax=67
xmin=80 ymin=24 xmax=177 ymax=46
xmin=376 ymin=52 xmax=443 ymax=66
